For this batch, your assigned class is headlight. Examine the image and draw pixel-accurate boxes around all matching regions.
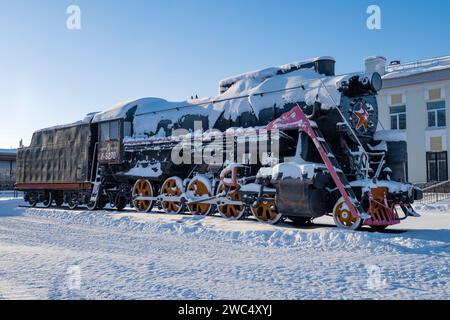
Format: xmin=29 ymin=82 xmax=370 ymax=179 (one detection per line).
xmin=358 ymin=72 xmax=382 ymax=92
xmin=370 ymin=72 xmax=383 ymax=92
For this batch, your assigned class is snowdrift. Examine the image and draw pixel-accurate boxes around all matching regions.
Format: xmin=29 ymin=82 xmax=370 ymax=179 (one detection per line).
xmin=20 ymin=206 xmax=450 ymax=256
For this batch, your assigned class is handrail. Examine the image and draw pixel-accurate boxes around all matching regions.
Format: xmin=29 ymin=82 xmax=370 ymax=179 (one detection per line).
xmin=422 ymin=180 xmax=450 ymax=192
xmin=416 ymin=180 xmax=450 ymax=205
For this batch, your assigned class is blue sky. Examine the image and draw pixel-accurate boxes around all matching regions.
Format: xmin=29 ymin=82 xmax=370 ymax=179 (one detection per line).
xmin=1 ymin=0 xmax=450 ymax=147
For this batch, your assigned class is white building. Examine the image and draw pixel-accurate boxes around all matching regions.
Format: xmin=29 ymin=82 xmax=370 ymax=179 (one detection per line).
xmin=365 ymin=55 xmax=450 ymax=184
xmin=0 ymin=149 xmax=16 ymax=190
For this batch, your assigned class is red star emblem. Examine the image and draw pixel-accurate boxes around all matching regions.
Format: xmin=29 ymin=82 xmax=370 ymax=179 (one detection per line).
xmin=354 ymin=104 xmax=369 ymax=130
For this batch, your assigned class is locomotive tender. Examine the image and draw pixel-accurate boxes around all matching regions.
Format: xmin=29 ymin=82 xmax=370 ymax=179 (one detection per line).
xmin=16 ymin=56 xmax=423 ymax=230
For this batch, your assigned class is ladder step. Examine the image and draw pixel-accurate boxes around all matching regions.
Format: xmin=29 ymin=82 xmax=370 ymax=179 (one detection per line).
xmin=272 ymin=105 xmax=367 ymax=221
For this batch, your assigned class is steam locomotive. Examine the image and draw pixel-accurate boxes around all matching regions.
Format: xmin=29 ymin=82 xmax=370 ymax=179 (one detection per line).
xmin=16 ymin=56 xmax=422 ymax=230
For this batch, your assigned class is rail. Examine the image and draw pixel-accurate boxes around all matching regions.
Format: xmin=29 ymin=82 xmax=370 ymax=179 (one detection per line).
xmin=416 ymin=180 xmax=450 ymax=205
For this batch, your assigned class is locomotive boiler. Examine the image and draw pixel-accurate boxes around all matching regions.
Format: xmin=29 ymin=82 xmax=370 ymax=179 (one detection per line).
xmin=16 ymin=56 xmax=423 ymax=230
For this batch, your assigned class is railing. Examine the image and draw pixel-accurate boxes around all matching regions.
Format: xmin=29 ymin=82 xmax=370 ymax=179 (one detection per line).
xmin=385 ymin=55 xmax=450 ymax=74
xmin=0 ymin=189 xmax=20 ymax=198
xmin=416 ymin=180 xmax=450 ymax=205
xmin=0 ymin=179 xmax=15 ymax=191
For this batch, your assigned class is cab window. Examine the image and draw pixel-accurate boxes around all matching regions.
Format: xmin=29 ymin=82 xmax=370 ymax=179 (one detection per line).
xmin=123 ymin=121 xmax=132 ymax=138
xmin=99 ymin=120 xmax=122 ymax=142
xmin=110 ymin=121 xmax=119 ymax=141
xmin=100 ymin=122 xmax=110 ymax=142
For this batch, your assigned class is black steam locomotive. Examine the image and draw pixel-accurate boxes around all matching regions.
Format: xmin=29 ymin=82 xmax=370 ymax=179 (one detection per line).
xmin=16 ymin=56 xmax=422 ymax=230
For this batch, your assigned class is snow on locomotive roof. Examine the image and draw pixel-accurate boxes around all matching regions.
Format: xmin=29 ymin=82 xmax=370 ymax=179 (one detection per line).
xmin=38 ymin=65 xmax=351 ymax=140
xmin=36 ymin=112 xmax=96 ymax=133
xmin=90 ymin=57 xmax=352 ymax=138
xmin=36 ymin=121 xmax=88 ymax=133
xmin=128 ymin=67 xmax=350 ymax=138
xmin=91 ymin=97 xmax=209 ymax=124
xmin=219 ymin=56 xmax=336 ymax=94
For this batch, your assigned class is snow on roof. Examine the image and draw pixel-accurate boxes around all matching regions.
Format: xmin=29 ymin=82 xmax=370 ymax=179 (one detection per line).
xmin=93 ymin=56 xmax=353 ymax=138
xmin=383 ymin=55 xmax=450 ymax=80
xmin=219 ymin=56 xmax=335 ymax=93
xmin=0 ymin=149 xmax=17 ymax=154
xmin=130 ymin=67 xmax=351 ymax=137
xmin=92 ymin=97 xmax=194 ymax=123
xmin=364 ymin=56 xmax=387 ymax=62
xmin=92 ymin=99 xmax=138 ymax=123
xmin=36 ymin=120 xmax=88 ymax=133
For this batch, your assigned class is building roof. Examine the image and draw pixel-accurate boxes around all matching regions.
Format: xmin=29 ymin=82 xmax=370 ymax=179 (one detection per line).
xmin=381 ymin=54 xmax=450 ymax=89
xmin=383 ymin=55 xmax=450 ymax=80
xmin=0 ymin=149 xmax=16 ymax=161
xmin=0 ymin=149 xmax=16 ymax=154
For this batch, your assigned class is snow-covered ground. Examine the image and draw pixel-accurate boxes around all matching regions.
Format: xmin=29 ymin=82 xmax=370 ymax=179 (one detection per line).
xmin=0 ymin=196 xmax=448 ymax=300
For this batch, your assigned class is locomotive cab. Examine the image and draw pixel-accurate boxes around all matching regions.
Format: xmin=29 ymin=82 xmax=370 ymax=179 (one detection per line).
xmin=97 ymin=119 xmax=132 ymax=165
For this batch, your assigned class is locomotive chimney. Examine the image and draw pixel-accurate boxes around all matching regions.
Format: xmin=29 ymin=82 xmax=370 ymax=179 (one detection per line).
xmin=314 ymin=57 xmax=336 ymax=76
xmin=364 ymin=56 xmax=386 ymax=76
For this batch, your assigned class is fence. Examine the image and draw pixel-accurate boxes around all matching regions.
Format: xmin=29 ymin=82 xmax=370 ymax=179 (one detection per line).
xmin=0 ymin=179 xmax=15 ymax=191
xmin=416 ymin=180 xmax=450 ymax=205
xmin=0 ymin=189 xmax=20 ymax=198
xmin=0 ymin=177 xmax=19 ymax=198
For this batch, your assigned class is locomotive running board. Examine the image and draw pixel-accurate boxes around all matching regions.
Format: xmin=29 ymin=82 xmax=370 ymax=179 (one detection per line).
xmin=267 ymin=104 xmax=370 ymax=221
xmin=134 ymin=195 xmax=243 ymax=206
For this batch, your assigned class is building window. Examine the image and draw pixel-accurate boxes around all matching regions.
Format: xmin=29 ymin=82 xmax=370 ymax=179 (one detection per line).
xmin=390 ymin=105 xmax=406 ymax=130
xmin=390 ymin=94 xmax=403 ymax=106
xmin=427 ymin=152 xmax=448 ymax=182
xmin=430 ymin=136 xmax=443 ymax=152
xmin=428 ymin=88 xmax=442 ymax=101
xmin=0 ymin=160 xmax=10 ymax=180
xmin=427 ymin=101 xmax=446 ymax=128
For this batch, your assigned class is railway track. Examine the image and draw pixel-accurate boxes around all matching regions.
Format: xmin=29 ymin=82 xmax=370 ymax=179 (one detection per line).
xmin=18 ymin=204 xmax=122 ymax=213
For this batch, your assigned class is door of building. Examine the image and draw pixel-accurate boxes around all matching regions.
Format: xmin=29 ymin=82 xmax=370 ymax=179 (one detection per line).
xmin=427 ymin=151 xmax=448 ymax=182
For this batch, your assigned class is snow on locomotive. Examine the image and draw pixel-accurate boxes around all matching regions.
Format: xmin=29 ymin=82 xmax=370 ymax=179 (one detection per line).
xmin=15 ymin=56 xmax=423 ymax=230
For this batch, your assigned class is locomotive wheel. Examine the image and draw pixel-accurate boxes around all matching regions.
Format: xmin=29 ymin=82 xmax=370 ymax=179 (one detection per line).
xmin=87 ymin=196 xmax=109 ymax=211
xmin=67 ymin=194 xmax=79 ymax=210
xmin=132 ymin=179 xmax=154 ymax=213
xmin=333 ymin=197 xmax=363 ymax=230
xmin=67 ymin=193 xmax=78 ymax=210
xmin=28 ymin=193 xmax=38 ymax=208
xmin=216 ymin=183 xmax=246 ymax=220
xmin=68 ymin=202 xmax=78 ymax=210
xmin=161 ymin=177 xmax=185 ymax=214
xmin=186 ymin=177 xmax=213 ymax=216
xmin=42 ymin=192 xmax=53 ymax=208
xmin=86 ymin=200 xmax=97 ymax=211
xmin=250 ymin=194 xmax=282 ymax=225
